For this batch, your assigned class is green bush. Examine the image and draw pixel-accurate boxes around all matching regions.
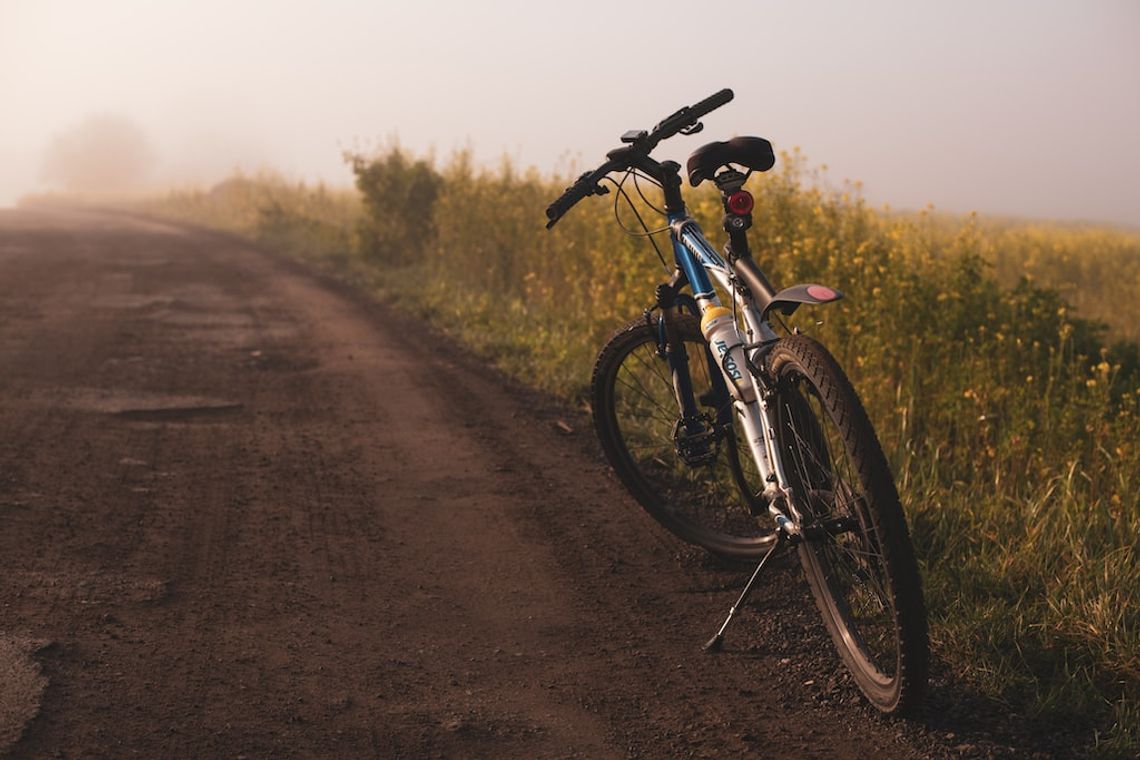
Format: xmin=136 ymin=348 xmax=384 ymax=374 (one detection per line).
xmin=348 ymin=149 xmax=442 ymax=264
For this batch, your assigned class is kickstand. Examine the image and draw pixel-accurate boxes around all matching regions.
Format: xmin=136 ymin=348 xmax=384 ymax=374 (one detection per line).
xmin=703 ymin=533 xmax=786 ymax=652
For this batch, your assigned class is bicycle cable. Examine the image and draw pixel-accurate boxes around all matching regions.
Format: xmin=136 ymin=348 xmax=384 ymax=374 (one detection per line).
xmin=631 ymin=170 xmax=666 ymax=216
xmin=610 ymin=171 xmax=670 ymax=237
xmin=607 ymin=172 xmax=671 ymax=271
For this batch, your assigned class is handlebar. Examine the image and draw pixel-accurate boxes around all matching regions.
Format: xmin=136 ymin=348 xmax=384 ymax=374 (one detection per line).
xmin=648 ymin=88 xmax=733 ymax=146
xmin=545 ymin=89 xmax=733 ymax=229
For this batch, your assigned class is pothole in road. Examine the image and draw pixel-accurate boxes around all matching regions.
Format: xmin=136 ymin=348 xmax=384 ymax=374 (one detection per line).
xmin=112 ymin=401 xmax=244 ymax=421
xmin=91 ymin=294 xmax=176 ymax=311
xmin=34 ymin=388 xmax=244 ymax=422
xmin=156 ymin=311 xmax=254 ymax=329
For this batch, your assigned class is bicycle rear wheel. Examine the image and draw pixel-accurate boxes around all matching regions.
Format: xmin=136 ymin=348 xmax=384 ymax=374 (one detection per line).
xmin=592 ymin=314 xmax=775 ymax=560
xmin=768 ymin=335 xmax=928 ymax=714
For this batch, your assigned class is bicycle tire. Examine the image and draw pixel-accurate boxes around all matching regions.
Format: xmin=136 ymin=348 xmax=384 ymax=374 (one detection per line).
xmin=767 ymin=335 xmax=928 ymax=714
xmin=592 ymin=314 xmax=776 ymax=560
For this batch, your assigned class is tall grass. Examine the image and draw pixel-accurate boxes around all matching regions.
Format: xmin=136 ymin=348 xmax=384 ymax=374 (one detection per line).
xmin=137 ymin=171 xmax=361 ymax=262
xmin=130 ymin=150 xmax=1139 ymax=755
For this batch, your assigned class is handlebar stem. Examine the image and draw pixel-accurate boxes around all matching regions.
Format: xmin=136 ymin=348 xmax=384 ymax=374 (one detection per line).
xmin=659 ymin=161 xmax=685 ymax=214
xmin=614 ymin=149 xmax=684 ymax=214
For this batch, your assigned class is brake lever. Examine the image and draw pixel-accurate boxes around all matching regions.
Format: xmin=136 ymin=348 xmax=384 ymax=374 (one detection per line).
xmin=652 ymin=107 xmax=687 ymax=134
xmin=680 ymin=121 xmax=704 ymax=136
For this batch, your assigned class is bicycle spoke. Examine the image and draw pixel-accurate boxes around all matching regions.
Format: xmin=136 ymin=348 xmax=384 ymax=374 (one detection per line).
xmin=628 ymin=343 xmax=674 ymax=390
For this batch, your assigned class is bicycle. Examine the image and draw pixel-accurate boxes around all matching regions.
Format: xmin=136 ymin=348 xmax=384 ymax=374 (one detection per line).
xmin=545 ymin=89 xmax=929 ymax=714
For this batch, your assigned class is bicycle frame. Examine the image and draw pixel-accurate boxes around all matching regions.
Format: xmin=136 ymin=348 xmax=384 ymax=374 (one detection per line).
xmin=543 ymin=97 xmax=845 ymax=537
xmin=662 ymin=209 xmax=812 ymax=536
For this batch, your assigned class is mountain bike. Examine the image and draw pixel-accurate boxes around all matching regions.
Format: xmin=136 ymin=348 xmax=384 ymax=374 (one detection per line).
xmin=545 ymin=89 xmax=929 ymax=714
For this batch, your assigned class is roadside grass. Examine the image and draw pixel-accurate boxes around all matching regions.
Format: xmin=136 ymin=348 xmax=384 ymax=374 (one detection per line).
xmin=117 ymin=149 xmax=1139 ymax=756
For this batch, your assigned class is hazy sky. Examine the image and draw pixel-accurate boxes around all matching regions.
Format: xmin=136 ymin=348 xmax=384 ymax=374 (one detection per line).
xmin=2 ymin=0 xmax=1138 ymax=225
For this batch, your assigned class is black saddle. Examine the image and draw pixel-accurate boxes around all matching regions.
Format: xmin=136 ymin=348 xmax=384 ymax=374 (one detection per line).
xmin=686 ymin=136 xmax=775 ymax=186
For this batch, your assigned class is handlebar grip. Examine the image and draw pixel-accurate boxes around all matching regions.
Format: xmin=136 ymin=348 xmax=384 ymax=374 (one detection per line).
xmin=689 ymin=88 xmax=734 ymax=120
xmin=649 ymin=88 xmax=735 ymax=145
xmin=545 ymin=191 xmax=578 ymax=224
xmin=545 ymin=174 xmax=591 ymax=228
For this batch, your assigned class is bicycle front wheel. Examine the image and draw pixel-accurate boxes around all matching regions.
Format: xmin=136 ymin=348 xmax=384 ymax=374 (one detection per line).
xmin=592 ymin=314 xmax=775 ymax=560
xmin=768 ymin=335 xmax=928 ymax=714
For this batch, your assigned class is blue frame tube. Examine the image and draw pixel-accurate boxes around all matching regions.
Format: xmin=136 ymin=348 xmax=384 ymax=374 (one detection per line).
xmin=668 ymin=213 xmax=725 ymax=304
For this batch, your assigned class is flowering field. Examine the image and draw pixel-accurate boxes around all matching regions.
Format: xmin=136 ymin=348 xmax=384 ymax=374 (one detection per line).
xmin=133 ymin=150 xmax=1139 ymax=754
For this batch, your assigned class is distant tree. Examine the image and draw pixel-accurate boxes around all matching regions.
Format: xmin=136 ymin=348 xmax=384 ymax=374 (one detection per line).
xmin=346 ymin=148 xmax=442 ymax=263
xmin=40 ymin=115 xmax=155 ymax=194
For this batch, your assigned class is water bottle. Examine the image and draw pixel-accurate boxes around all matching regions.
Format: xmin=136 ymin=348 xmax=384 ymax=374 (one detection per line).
xmin=700 ymin=306 xmax=756 ymax=404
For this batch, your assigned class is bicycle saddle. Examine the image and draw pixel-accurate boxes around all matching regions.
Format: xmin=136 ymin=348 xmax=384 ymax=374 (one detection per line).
xmin=686 ymin=136 xmax=775 ymax=186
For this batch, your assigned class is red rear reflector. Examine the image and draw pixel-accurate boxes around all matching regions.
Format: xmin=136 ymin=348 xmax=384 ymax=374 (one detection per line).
xmin=727 ymin=190 xmax=754 ymax=215
xmin=806 ymin=285 xmax=837 ymax=301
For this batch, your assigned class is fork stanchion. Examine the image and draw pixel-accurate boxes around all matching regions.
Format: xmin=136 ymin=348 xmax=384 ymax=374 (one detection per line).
xmin=702 ymin=532 xmax=786 ymax=653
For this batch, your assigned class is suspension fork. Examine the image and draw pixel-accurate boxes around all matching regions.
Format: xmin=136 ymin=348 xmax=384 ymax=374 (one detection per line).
xmin=655 ymin=275 xmax=741 ymax=471
xmin=655 ymin=278 xmax=703 ymax=423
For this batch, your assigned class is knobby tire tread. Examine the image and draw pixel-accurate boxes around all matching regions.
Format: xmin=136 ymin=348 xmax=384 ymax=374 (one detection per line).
xmin=768 ymin=335 xmax=929 ymax=715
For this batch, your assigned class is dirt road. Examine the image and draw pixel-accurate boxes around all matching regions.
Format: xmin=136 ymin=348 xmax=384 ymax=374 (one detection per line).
xmin=0 ymin=209 xmax=1042 ymax=757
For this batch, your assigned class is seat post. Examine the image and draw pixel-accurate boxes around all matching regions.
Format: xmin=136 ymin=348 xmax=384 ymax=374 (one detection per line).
xmin=715 ymin=170 xmax=753 ymax=261
xmin=712 ymin=170 xmax=780 ymax=307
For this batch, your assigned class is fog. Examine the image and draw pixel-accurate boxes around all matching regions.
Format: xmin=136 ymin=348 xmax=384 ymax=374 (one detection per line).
xmin=2 ymin=0 xmax=1139 ymax=225
xmin=39 ymin=115 xmax=154 ymax=194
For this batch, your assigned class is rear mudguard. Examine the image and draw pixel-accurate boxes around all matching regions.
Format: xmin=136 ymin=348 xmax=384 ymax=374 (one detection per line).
xmin=761 ymin=283 xmax=844 ymax=320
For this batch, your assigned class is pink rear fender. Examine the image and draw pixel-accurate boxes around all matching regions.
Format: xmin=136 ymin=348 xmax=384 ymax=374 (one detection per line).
xmin=761 ymin=283 xmax=844 ymax=320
